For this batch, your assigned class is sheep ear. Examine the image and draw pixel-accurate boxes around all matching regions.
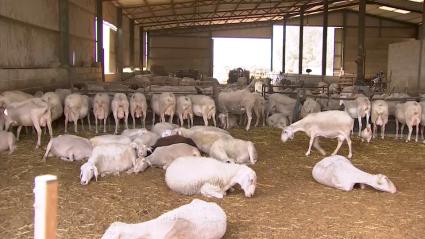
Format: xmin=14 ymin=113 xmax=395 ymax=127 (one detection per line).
xmin=147 ymin=147 xmax=153 ymax=152
xmin=376 ymin=174 xmax=385 ymax=185
xmin=3 ymin=109 xmax=7 ymax=116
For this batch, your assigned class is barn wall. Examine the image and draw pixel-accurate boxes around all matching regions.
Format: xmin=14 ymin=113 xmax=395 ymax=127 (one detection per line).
xmin=387 ymin=40 xmax=425 ymax=95
xmin=0 ymin=0 xmax=66 ymax=91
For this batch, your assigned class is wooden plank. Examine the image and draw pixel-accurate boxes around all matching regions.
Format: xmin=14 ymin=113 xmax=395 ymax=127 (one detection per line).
xmin=34 ymin=175 xmax=58 ymax=239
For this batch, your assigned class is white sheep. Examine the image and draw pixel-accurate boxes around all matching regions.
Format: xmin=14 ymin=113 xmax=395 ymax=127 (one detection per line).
xmin=176 ymin=95 xmax=193 ymax=127
xmin=165 ymin=156 xmax=256 ymax=199
xmin=340 ymin=95 xmax=371 ymax=136
xmin=209 ymin=138 xmax=257 ymax=164
xmin=111 ymin=93 xmax=130 ymax=134
xmin=129 ymin=92 xmax=147 ymax=128
xmin=312 ymin=155 xmax=396 ymax=193
xmin=371 ymin=100 xmax=389 ymax=139
xmin=90 ymin=135 xmax=132 ymax=146
xmin=395 ymin=101 xmax=422 ymax=142
xmin=281 ymin=110 xmax=354 ymax=158
xmin=43 ymin=134 xmax=92 ymax=161
xmin=101 ymin=199 xmax=227 ymax=239
xmin=121 ymin=128 xmax=150 ymax=140
xmin=174 ymin=127 xmax=232 ymax=154
xmin=80 ymin=143 xmax=148 ymax=185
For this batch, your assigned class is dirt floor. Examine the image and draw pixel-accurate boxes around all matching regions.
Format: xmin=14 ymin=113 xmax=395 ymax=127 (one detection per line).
xmin=0 ymin=125 xmax=425 ymax=239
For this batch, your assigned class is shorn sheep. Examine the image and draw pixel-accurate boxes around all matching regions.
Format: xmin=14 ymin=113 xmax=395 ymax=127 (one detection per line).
xmin=101 ymin=199 xmax=227 ymax=239
xmin=281 ymin=110 xmax=354 ymax=158
xmin=312 ymin=155 xmax=396 ymax=193
xmin=165 ymin=156 xmax=257 ymax=199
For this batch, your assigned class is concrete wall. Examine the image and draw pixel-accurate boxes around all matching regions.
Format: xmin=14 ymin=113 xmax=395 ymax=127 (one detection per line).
xmin=387 ymin=40 xmax=425 ymax=95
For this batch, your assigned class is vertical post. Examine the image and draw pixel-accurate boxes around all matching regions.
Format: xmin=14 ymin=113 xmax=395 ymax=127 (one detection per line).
xmin=59 ymin=0 xmax=70 ymax=87
xmin=96 ymin=0 xmax=105 ymax=82
xmin=140 ymin=27 xmax=144 ymax=69
xmin=322 ymin=0 xmax=328 ymax=76
xmin=299 ymin=6 xmax=304 ymax=75
xmin=34 ymin=175 xmax=58 ymax=239
xmin=282 ymin=16 xmax=287 ymax=73
xmin=129 ymin=20 xmax=135 ymax=68
xmin=271 ymin=24 xmax=274 ymax=72
xmin=342 ymin=11 xmax=347 ymax=70
xmin=209 ymin=31 xmax=213 ymax=77
xmin=147 ymin=31 xmax=150 ymax=70
xmin=417 ymin=1 xmax=425 ymax=93
xmin=357 ymin=0 xmax=366 ymax=85
xmin=116 ymin=7 xmax=123 ymax=79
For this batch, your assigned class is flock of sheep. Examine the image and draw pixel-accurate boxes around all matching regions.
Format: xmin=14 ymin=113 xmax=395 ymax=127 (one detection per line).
xmin=0 ymin=79 xmax=421 ymax=238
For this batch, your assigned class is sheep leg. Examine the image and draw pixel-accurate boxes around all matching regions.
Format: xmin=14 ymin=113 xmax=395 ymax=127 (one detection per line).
xmin=64 ymin=115 xmax=68 ymax=133
xmin=401 ymin=124 xmax=406 ymax=140
xmin=142 ymin=113 xmax=146 ymax=128
xmin=212 ymin=113 xmax=216 ymax=127
xmin=305 ymin=135 xmax=316 ymax=156
xmin=152 ymin=110 xmax=156 ymax=126
xmin=245 ymin=110 xmax=252 ymax=131
xmin=87 ymin=113 xmax=91 ymax=131
xmin=131 ymin=112 xmax=136 ymax=129
xmin=372 ymin=123 xmax=377 ymax=139
xmin=95 ymin=117 xmax=98 ymax=134
xmin=202 ymin=114 xmax=209 ymax=126
xmin=73 ymin=117 xmax=78 ymax=133
xmin=395 ymin=119 xmax=399 ymax=140
xmin=200 ymin=183 xmax=224 ymax=199
xmin=113 ymin=111 xmax=119 ymax=134
xmin=169 ymin=111 xmax=174 ymax=124
xmin=226 ymin=113 xmax=229 ymax=130
xmin=357 ymin=116 xmax=362 ymax=137
xmin=33 ymin=120 xmax=42 ymax=149
xmin=313 ymin=138 xmax=326 ymax=155
xmin=382 ymin=123 xmax=386 ymax=139
xmin=346 ymin=135 xmax=353 ymax=159
xmin=331 ymin=136 xmax=344 ymax=156
xmin=124 ymin=111 xmax=129 ymax=130
xmin=17 ymin=126 xmax=23 ymax=141
xmin=103 ymin=118 xmax=107 ymax=133
xmin=415 ymin=123 xmax=419 ymax=142
xmin=81 ymin=118 xmax=85 ymax=130
xmin=160 ymin=113 xmax=165 ymax=123
xmin=406 ymin=124 xmax=412 ymax=142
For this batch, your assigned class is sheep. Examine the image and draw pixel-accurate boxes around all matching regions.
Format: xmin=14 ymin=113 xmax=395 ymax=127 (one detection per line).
xmin=165 ymin=156 xmax=256 ymax=199
xmin=101 ymin=199 xmax=227 ymax=239
xmin=266 ymin=113 xmax=289 ymax=129
xmin=300 ymin=97 xmax=321 ymax=118
xmin=281 ymin=110 xmax=354 ymax=158
xmin=151 ymin=122 xmax=179 ymax=136
xmin=218 ymin=113 xmax=238 ymax=129
xmin=189 ymin=95 xmax=216 ymax=127
xmin=41 ymin=92 xmax=63 ymax=122
xmin=135 ymin=143 xmax=201 ymax=172
xmin=421 ymin=101 xmax=425 ymax=140
xmin=132 ymin=131 xmax=160 ymax=148
xmin=64 ymin=94 xmax=91 ymax=133
xmin=149 ymin=135 xmax=197 ymax=151
xmin=209 ymin=138 xmax=257 ymax=164
xmin=93 ymin=93 xmax=110 ymax=134
xmin=340 ymin=95 xmax=371 ymax=136
xmin=360 ymin=124 xmax=372 ymax=143
xmin=253 ymin=94 xmax=266 ymax=127
xmin=42 ymin=134 xmax=92 ymax=161
xmin=266 ymin=93 xmax=297 ymax=121
xmin=121 ymin=128 xmax=150 ymax=140
xmin=90 ymin=135 xmax=132 ymax=146
xmin=312 ymin=155 xmax=396 ymax=193
xmin=129 ymin=92 xmax=147 ymax=128
xmin=0 ymin=90 xmax=33 ymax=108
xmin=151 ymin=93 xmax=176 ymax=125
xmin=176 ymin=96 xmax=193 ymax=127
xmin=395 ymin=101 xmax=422 ymax=142
xmin=218 ymin=89 xmax=257 ymax=131
xmin=371 ymin=100 xmax=389 ymax=139
xmin=174 ymin=127 xmax=233 ymax=154
xmin=80 ymin=143 xmax=149 ymax=185
xmin=111 ymin=93 xmax=130 ymax=134
xmin=0 ymin=131 xmax=16 ymax=154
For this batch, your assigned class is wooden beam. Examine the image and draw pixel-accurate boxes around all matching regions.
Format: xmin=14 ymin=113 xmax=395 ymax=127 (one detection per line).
xmin=130 ymin=20 xmax=135 ymax=67
xmin=322 ymin=0 xmax=328 ymax=76
xmin=271 ymin=23 xmax=274 ymax=72
xmin=342 ymin=10 xmax=347 ymax=70
xmin=367 ymin=0 xmax=422 ymax=14
xmin=140 ymin=27 xmax=144 ymax=68
xmin=357 ymin=0 xmax=366 ymax=84
xmin=59 ymin=0 xmax=69 ymax=67
xmin=34 ymin=175 xmax=58 ymax=239
xmin=299 ymin=6 xmax=304 ymax=74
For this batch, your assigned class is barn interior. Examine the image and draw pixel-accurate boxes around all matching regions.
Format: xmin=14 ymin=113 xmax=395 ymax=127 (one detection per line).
xmin=1 ymin=0 xmax=425 ymax=238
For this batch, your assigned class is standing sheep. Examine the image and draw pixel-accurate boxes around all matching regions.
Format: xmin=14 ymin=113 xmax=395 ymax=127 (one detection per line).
xmin=218 ymin=89 xmax=256 ymax=131
xmin=64 ymin=94 xmax=91 ymax=133
xmin=129 ymin=92 xmax=147 ymax=128
xmin=189 ymin=95 xmax=216 ymax=127
xmin=93 ymin=93 xmax=110 ymax=134
xmin=371 ymin=100 xmax=389 ymax=139
xmin=340 ymin=95 xmax=371 ymax=136
xmin=176 ymin=96 xmax=193 ymax=127
xmin=165 ymin=156 xmax=257 ymax=199
xmin=101 ymin=199 xmax=227 ymax=239
xmin=281 ymin=110 xmax=354 ymax=158
xmin=395 ymin=101 xmax=422 ymax=142
xmin=151 ymin=92 xmax=176 ymax=125
xmin=300 ymin=97 xmax=321 ymax=118
xmin=111 ymin=93 xmax=130 ymax=134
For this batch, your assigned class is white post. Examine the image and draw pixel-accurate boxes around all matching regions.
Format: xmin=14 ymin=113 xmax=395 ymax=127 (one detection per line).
xmin=34 ymin=175 xmax=58 ymax=239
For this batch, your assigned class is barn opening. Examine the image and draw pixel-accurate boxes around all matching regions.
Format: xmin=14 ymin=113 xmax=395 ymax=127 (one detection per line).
xmin=95 ymin=19 xmax=117 ymax=74
xmin=213 ymin=37 xmax=271 ymax=83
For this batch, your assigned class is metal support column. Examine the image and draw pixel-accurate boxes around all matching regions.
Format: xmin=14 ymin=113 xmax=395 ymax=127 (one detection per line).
xmin=140 ymin=27 xmax=144 ymax=69
xmin=298 ymin=6 xmax=304 ymax=75
xmin=357 ymin=0 xmax=366 ymax=85
xmin=116 ymin=7 xmax=123 ymax=79
xmin=282 ymin=16 xmax=287 ymax=73
xmin=129 ymin=20 xmax=134 ymax=67
xmin=322 ymin=0 xmax=328 ymax=76
xmin=59 ymin=0 xmax=71 ymax=88
xmin=271 ymin=24 xmax=274 ymax=72
xmin=96 ymin=0 xmax=104 ymax=81
xmin=417 ymin=1 xmax=425 ymax=93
